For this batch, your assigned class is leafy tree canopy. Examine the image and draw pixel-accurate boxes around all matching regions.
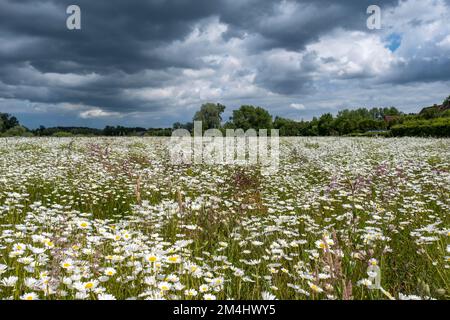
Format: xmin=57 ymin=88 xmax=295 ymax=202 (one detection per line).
xmin=229 ymin=105 xmax=273 ymax=131
xmin=193 ymin=103 xmax=226 ymax=131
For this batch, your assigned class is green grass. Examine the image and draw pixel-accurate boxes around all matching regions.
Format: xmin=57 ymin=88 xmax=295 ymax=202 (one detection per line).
xmin=0 ymin=137 xmax=448 ymax=300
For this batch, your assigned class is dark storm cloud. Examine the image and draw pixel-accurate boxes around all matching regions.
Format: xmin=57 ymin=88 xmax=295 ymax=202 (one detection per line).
xmin=219 ymin=0 xmax=400 ymax=51
xmin=0 ymin=0 xmax=219 ymax=73
xmin=384 ymin=57 xmax=450 ymax=84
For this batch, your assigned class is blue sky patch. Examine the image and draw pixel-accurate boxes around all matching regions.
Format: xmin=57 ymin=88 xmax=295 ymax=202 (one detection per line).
xmin=386 ymin=33 xmax=402 ymax=52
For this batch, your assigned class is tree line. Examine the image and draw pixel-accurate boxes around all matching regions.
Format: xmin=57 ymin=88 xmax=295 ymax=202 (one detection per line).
xmin=1 ymin=96 xmax=449 ymax=137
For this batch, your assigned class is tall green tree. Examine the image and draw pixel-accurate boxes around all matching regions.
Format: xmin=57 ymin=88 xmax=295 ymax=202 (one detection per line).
xmin=318 ymin=113 xmax=334 ymax=136
xmin=229 ymin=105 xmax=273 ymax=131
xmin=444 ymin=96 xmax=450 ymax=106
xmin=0 ymin=113 xmax=19 ymax=133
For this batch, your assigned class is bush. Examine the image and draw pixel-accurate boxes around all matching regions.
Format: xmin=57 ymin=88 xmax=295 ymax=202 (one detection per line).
xmin=52 ymin=131 xmax=74 ymax=137
xmin=1 ymin=125 xmax=32 ymax=137
xmin=391 ymin=118 xmax=450 ymax=137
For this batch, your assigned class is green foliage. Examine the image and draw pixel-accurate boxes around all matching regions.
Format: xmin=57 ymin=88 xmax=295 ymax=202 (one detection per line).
xmin=318 ymin=113 xmax=334 ymax=136
xmin=273 ymin=117 xmax=303 ymax=136
xmin=346 ymin=131 xmax=391 ymax=137
xmin=144 ymin=128 xmax=173 ymax=136
xmin=193 ymin=103 xmax=226 ymax=131
xmin=443 ymin=96 xmax=450 ymax=106
xmin=52 ymin=131 xmax=74 ymax=137
xmin=419 ymin=106 xmax=442 ymax=120
xmin=103 ymin=126 xmax=147 ymax=136
xmin=1 ymin=125 xmax=32 ymax=137
xmin=391 ymin=118 xmax=450 ymax=137
xmin=2 ymin=98 xmax=449 ymax=138
xmin=33 ymin=126 xmax=103 ymax=136
xmin=228 ymin=105 xmax=273 ymax=131
xmin=0 ymin=113 xmax=19 ymax=133
xmin=173 ymin=122 xmax=193 ymax=132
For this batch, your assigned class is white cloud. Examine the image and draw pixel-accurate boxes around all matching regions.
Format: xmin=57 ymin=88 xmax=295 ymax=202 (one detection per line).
xmin=290 ymin=103 xmax=306 ymax=110
xmin=306 ymin=30 xmax=396 ymax=79
xmin=79 ymin=108 xmax=122 ymax=119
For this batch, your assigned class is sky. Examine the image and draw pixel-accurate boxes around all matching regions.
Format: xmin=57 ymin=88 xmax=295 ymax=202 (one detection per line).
xmin=0 ymin=0 xmax=449 ymax=129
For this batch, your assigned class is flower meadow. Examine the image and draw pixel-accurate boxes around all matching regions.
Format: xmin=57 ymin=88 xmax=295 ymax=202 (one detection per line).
xmin=0 ymin=137 xmax=448 ymax=300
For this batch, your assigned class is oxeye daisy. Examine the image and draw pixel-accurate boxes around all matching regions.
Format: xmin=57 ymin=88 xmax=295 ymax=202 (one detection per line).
xmin=44 ymin=239 xmax=54 ymax=248
xmin=308 ymin=282 xmax=323 ymax=293
xmin=77 ymin=221 xmax=90 ymax=229
xmin=262 ymin=292 xmax=277 ymax=300
xmin=123 ymin=233 xmax=131 ymax=240
xmin=60 ymin=259 xmax=74 ymax=270
xmin=98 ymin=293 xmax=116 ymax=300
xmin=145 ymin=253 xmax=159 ymax=263
xmin=104 ymin=267 xmax=116 ymax=277
xmin=20 ymin=292 xmax=39 ymax=300
xmin=167 ymin=255 xmax=180 ymax=264
xmin=204 ymin=293 xmax=216 ymax=300
xmin=212 ymin=277 xmax=224 ymax=287
xmin=13 ymin=243 xmax=26 ymax=251
xmin=1 ymin=276 xmax=18 ymax=287
xmin=158 ymin=281 xmax=171 ymax=292
xmin=185 ymin=289 xmax=198 ymax=297
xmin=199 ymin=284 xmax=209 ymax=293
xmin=0 ymin=264 xmax=7 ymax=275
xmin=166 ymin=274 xmax=179 ymax=283
xmin=83 ymin=280 xmax=99 ymax=291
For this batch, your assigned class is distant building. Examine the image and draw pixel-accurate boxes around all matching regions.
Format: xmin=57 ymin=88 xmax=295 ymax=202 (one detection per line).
xmin=419 ymin=103 xmax=450 ymax=116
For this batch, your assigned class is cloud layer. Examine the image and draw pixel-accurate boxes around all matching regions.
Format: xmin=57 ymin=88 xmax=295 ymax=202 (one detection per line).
xmin=0 ymin=0 xmax=449 ymax=128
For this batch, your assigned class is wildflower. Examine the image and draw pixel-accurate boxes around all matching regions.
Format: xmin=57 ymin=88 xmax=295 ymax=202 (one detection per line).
xmin=104 ymin=268 xmax=116 ymax=277
xmin=60 ymin=259 xmax=74 ymax=270
xmin=13 ymin=243 xmax=26 ymax=251
xmin=357 ymin=279 xmax=372 ymax=287
xmin=185 ymin=289 xmax=198 ymax=297
xmin=308 ymin=282 xmax=324 ymax=293
xmin=369 ymin=258 xmax=378 ymax=266
xmin=204 ymin=294 xmax=216 ymax=300
xmin=211 ymin=277 xmax=224 ymax=287
xmin=1 ymin=276 xmax=18 ymax=287
xmin=158 ymin=281 xmax=172 ymax=292
xmin=43 ymin=239 xmax=54 ymax=248
xmin=98 ymin=293 xmax=116 ymax=300
xmin=166 ymin=274 xmax=180 ymax=283
xmin=262 ymin=292 xmax=277 ymax=300
xmin=145 ymin=253 xmax=159 ymax=263
xmin=199 ymin=284 xmax=209 ymax=293
xmin=77 ymin=221 xmax=90 ymax=229
xmin=83 ymin=280 xmax=99 ymax=291
xmin=167 ymin=255 xmax=181 ymax=264
xmin=0 ymin=264 xmax=7 ymax=275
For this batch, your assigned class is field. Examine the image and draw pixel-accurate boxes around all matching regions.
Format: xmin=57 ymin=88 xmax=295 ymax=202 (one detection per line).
xmin=0 ymin=137 xmax=448 ymax=300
